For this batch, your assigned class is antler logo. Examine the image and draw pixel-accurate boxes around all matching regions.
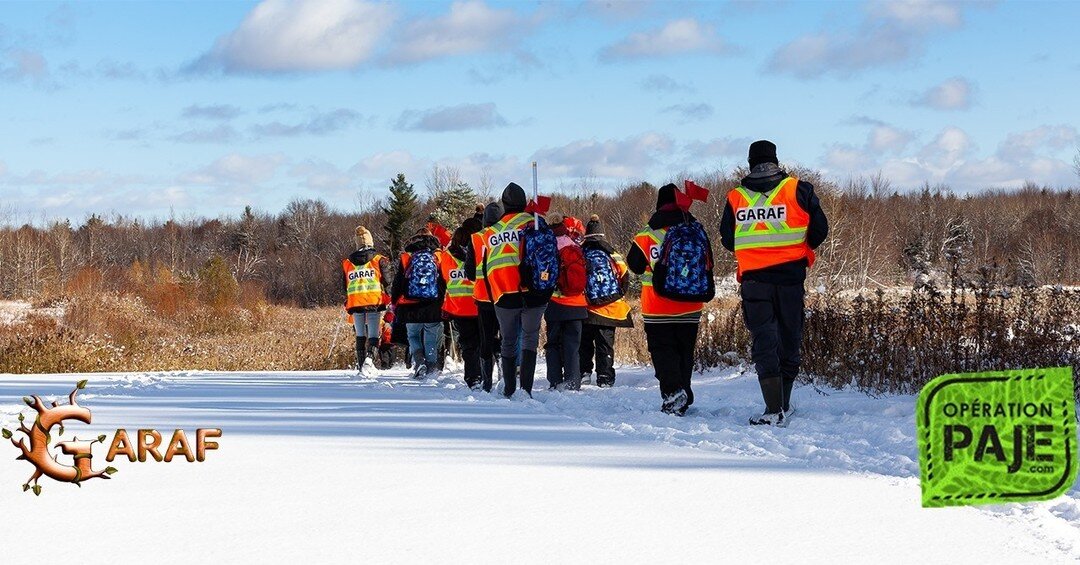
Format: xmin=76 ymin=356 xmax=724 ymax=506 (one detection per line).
xmin=2 ymin=380 xmax=116 ymax=495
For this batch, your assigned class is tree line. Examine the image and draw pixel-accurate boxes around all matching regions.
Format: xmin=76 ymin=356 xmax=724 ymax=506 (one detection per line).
xmin=2 ymin=166 xmax=1078 ymax=306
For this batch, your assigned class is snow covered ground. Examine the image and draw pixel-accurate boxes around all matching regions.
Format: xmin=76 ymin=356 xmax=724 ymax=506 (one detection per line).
xmin=1 ymin=365 xmax=1077 ymax=563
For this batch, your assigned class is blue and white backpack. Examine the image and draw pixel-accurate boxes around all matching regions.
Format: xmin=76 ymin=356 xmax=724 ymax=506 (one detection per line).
xmin=583 ymin=247 xmax=622 ymax=306
xmin=652 ymin=219 xmax=715 ymax=302
xmin=518 ymin=216 xmax=559 ymax=298
xmin=405 ymin=249 xmax=440 ymax=302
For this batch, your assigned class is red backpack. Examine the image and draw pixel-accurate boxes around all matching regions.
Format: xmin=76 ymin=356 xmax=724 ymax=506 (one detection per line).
xmin=557 ymin=242 xmax=587 ymax=297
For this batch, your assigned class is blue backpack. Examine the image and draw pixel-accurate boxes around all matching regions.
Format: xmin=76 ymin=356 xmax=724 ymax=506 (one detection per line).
xmin=405 ymin=249 xmax=440 ymax=302
xmin=584 ymin=247 xmax=622 ymax=306
xmin=652 ymin=219 xmax=715 ymax=303
xmin=518 ymin=216 xmax=559 ymax=298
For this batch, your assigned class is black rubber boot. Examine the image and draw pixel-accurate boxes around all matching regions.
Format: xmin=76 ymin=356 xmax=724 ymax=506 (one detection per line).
xmin=355 ymin=337 xmax=366 ymax=370
xmin=481 ymin=358 xmax=494 ymax=392
xmin=520 ymin=349 xmax=537 ymax=397
xmin=782 ymin=377 xmax=796 ymax=412
xmin=501 ymin=356 xmax=517 ymax=397
xmin=758 ymin=376 xmax=784 ymax=414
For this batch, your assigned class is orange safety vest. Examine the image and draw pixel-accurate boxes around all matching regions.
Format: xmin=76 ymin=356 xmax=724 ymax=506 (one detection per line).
xmin=471 ymin=229 xmax=492 ymax=303
xmin=633 ymin=227 xmax=703 ymax=322
xmin=727 ymin=176 xmax=814 ymax=281
xmin=439 ymin=251 xmax=478 ymax=318
xmin=343 ymin=255 xmax=387 ymax=311
xmin=480 ymin=212 xmax=534 ymax=303
xmin=587 ymin=251 xmax=632 ymax=322
xmin=396 ymin=251 xmax=442 ymax=306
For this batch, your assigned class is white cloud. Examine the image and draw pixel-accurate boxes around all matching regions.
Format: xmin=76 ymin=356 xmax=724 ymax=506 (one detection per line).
xmin=660 ymin=103 xmax=713 ymax=123
xmin=641 ymin=74 xmax=693 ymax=93
xmin=820 ymin=123 xmax=1078 ymax=192
xmin=769 ymin=0 xmax=980 ymax=78
xmin=583 ymin=0 xmax=651 ymax=21
xmin=397 ymin=103 xmax=509 ymax=132
xmin=599 ymin=18 xmax=731 ymax=62
xmin=387 ymin=1 xmax=530 ymax=65
xmin=684 ymin=137 xmax=754 ymax=160
xmin=1 ymin=48 xmax=48 ymax=82
xmin=195 ymin=0 xmax=397 ymax=73
xmin=531 ymin=133 xmax=674 ymax=178
xmin=250 ymin=108 xmax=362 ymax=137
xmin=170 ymin=125 xmax=241 ymax=144
xmin=868 ymin=124 xmax=914 ymax=153
xmin=913 ymin=77 xmax=974 ymax=110
xmin=180 ymin=153 xmax=287 ymax=185
xmin=182 ymin=104 xmax=243 ymax=120
xmin=996 ymin=125 xmax=1078 ymax=160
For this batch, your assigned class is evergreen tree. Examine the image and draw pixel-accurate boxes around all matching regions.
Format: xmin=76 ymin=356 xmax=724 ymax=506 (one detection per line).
xmin=382 ymin=173 xmax=418 ymax=258
xmin=432 ymin=181 xmax=478 ymax=228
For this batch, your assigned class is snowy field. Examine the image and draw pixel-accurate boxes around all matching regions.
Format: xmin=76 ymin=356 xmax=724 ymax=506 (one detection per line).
xmin=2 ymin=365 xmax=1078 ymax=564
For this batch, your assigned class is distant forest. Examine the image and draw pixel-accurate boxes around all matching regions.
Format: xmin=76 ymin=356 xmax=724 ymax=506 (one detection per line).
xmin=2 ymin=165 xmax=1078 ymax=306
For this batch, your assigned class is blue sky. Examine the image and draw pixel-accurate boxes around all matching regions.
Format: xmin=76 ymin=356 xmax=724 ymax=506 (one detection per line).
xmin=1 ymin=0 xmax=1079 ymax=221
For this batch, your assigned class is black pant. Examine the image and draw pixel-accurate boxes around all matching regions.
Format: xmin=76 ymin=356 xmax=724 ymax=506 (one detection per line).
xmin=740 ymin=280 xmax=805 ymax=381
xmin=580 ymin=324 xmax=615 ymax=385
xmin=644 ymin=323 xmax=699 ymax=405
xmin=477 ymin=304 xmax=500 ymax=365
xmin=453 ymin=317 xmax=481 ymax=387
xmin=545 ymin=319 xmax=582 ymax=387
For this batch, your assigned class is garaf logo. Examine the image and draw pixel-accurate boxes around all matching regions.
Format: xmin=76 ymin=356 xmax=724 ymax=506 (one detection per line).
xmin=3 ymin=380 xmax=221 ymax=496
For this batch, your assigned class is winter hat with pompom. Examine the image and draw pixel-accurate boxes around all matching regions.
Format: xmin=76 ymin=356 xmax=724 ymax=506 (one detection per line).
xmin=354 ymin=225 xmax=374 ymax=249
xmin=585 ymin=214 xmax=603 ymax=236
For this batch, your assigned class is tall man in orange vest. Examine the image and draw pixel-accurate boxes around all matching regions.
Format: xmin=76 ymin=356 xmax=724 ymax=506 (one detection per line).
xmin=720 ymin=140 xmax=829 ymax=426
xmin=342 ymin=225 xmax=391 ymax=375
xmin=481 ymin=182 xmax=550 ymax=398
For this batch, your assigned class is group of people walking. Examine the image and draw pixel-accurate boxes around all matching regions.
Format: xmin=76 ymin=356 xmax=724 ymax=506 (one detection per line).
xmin=342 ymin=140 xmax=829 ymax=426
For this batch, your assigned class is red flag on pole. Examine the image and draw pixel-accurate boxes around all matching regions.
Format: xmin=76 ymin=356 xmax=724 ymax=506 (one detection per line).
xmin=684 ymin=179 xmax=710 ymax=202
xmin=674 ymin=188 xmax=693 ymax=211
xmin=426 ymin=221 xmax=452 ymax=248
xmin=526 ymin=195 xmax=552 ymax=215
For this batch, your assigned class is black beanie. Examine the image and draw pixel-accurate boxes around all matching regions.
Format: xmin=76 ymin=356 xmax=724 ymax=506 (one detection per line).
xmin=482 ymin=201 xmax=503 ymax=227
xmin=656 ymin=183 xmax=678 ymax=210
xmin=748 ymin=140 xmax=778 ymax=168
xmin=501 ymin=182 xmax=527 ymax=212
xmin=585 ymin=214 xmax=603 ymax=236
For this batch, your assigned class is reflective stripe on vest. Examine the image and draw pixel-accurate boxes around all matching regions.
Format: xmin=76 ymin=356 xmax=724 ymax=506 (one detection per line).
xmin=633 ymin=227 xmax=703 ymax=320
xmin=482 ymin=213 xmax=533 ymax=303
xmin=728 ymin=176 xmax=814 ymax=281
xmin=440 ymin=251 xmax=478 ymax=318
xmin=471 ymin=230 xmax=491 ymax=303
xmin=343 ymin=255 xmax=385 ymax=310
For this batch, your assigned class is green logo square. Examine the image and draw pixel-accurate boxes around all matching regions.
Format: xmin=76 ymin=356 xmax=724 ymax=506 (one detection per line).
xmin=917 ymin=367 xmax=1077 ymax=507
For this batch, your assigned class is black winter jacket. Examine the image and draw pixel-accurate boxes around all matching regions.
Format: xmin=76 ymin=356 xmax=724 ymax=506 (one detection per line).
xmin=343 ymin=247 xmax=391 ymax=313
xmin=391 ymin=234 xmax=446 ymax=324
xmin=719 ymin=171 xmax=829 ymax=285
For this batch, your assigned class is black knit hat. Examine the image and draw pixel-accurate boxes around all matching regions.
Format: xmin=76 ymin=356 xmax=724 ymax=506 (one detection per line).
xmin=585 ymin=214 xmax=603 ymax=236
xmin=748 ymin=139 xmax=778 ymax=169
xmin=482 ymin=201 xmax=503 ymax=227
xmin=501 ymin=182 xmax=527 ymax=212
xmin=656 ymin=183 xmax=678 ymax=210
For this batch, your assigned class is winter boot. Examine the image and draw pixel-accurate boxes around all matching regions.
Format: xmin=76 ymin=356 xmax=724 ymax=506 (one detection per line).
xmin=501 ymin=356 xmax=517 ymax=397
xmin=782 ymin=377 xmax=796 ymax=413
xmin=481 ymin=357 xmax=494 ymax=393
xmin=581 ymin=372 xmax=593 ymax=386
xmin=354 ymin=337 xmax=367 ymax=374
xmin=360 ymin=338 xmax=378 ymax=375
xmin=749 ymin=411 xmax=786 ymax=426
xmin=661 ymin=389 xmax=689 ymax=416
xmin=519 ymin=349 xmax=538 ymax=398
xmin=564 ymin=369 xmax=582 ymax=391
xmin=412 ymin=350 xmax=427 ymax=380
xmin=751 ymin=376 xmax=785 ymax=426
